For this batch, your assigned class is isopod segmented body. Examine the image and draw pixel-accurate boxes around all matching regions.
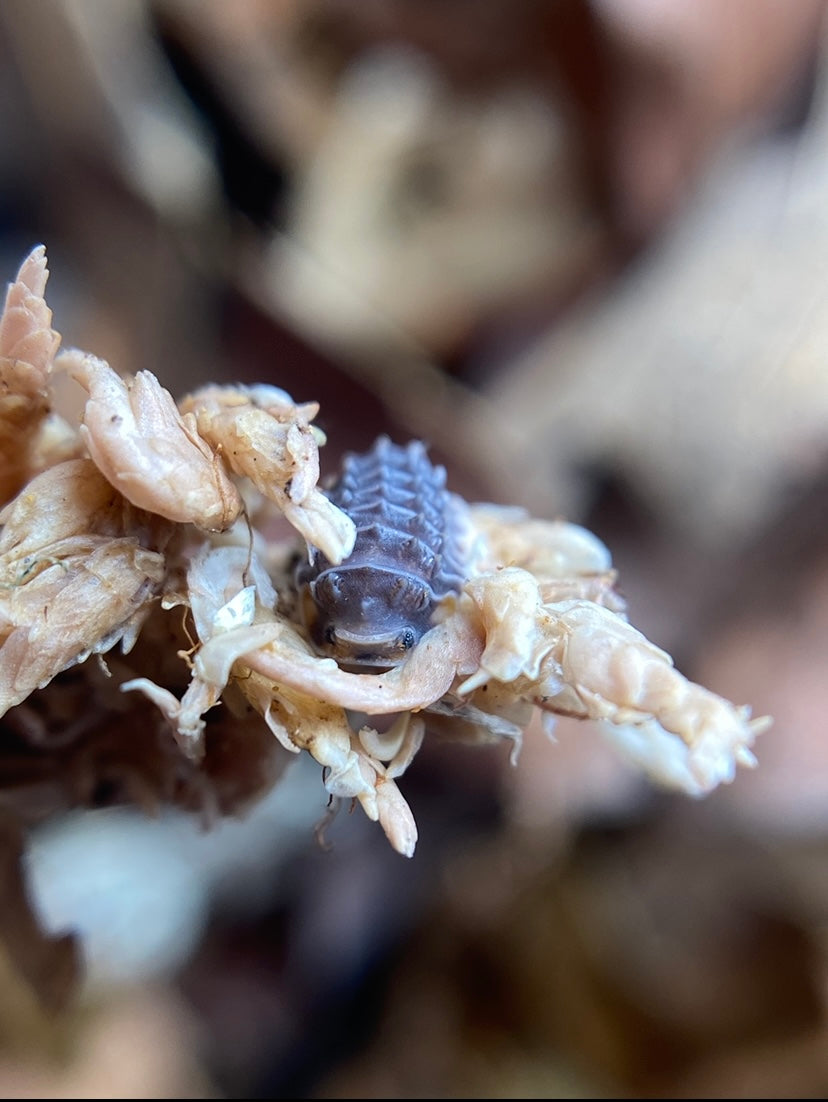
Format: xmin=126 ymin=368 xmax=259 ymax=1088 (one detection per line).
xmin=297 ymin=436 xmax=473 ymax=667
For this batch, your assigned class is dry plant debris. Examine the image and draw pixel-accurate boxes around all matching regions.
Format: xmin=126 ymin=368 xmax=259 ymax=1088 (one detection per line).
xmin=0 ymin=247 xmax=769 ymax=864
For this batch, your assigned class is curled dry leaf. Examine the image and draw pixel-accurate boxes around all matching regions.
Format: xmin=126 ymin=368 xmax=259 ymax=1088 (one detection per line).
xmin=0 ymin=247 xmax=771 ymax=876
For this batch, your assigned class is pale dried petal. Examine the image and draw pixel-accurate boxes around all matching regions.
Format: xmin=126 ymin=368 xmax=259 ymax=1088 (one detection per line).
xmin=0 ymin=458 xmax=135 ymax=563
xmin=469 ymin=507 xmax=626 ymax=612
xmin=120 ymin=675 xmax=221 ymax=757
xmin=0 ymin=542 xmax=165 ymax=716
xmin=539 ymin=572 xmax=625 ymax=611
xmin=25 ymin=411 xmax=82 ymax=475
xmin=182 ymin=382 xmax=318 ymax=424
xmin=459 ymin=567 xmax=549 ymax=690
xmin=0 ymin=246 xmax=62 ymax=503
xmin=240 ymin=675 xmax=384 ymax=822
xmin=531 ymin=598 xmax=763 ymax=792
xmin=182 ymin=384 xmax=355 ymax=563
xmin=597 ymin=714 xmax=763 ymax=797
xmin=358 ymin=713 xmax=425 ymax=776
xmin=0 ymin=458 xmax=168 ymax=716
xmin=59 ymin=350 xmax=242 ymax=530
xmin=244 ymin=615 xmax=478 ymax=714
xmin=373 ymin=770 xmax=418 ymax=857
xmin=0 ymin=246 xmax=58 ymax=402
xmin=470 ymin=505 xmax=613 ymax=577
xmin=339 ymin=731 xmax=418 ymax=856
xmin=185 ymin=544 xmax=277 ymax=644
xmin=442 ymin=568 xmax=764 ymax=796
xmin=426 ymin=690 xmax=528 ymax=763
xmin=281 ymin=491 xmax=356 ymax=567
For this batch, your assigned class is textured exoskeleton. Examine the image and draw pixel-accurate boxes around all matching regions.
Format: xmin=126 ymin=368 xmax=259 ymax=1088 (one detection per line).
xmin=297 ymin=436 xmax=475 ymax=666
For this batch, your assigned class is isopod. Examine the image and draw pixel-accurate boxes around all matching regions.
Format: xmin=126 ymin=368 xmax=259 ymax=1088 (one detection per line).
xmin=297 ymin=436 xmax=472 ymax=666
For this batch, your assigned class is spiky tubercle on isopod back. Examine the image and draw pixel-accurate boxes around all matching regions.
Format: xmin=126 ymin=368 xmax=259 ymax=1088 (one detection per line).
xmin=297 ymin=436 xmax=474 ymax=666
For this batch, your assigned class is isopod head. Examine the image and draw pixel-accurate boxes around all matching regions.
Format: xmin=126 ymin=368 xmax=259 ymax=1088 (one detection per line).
xmin=307 ymin=564 xmax=433 ymax=666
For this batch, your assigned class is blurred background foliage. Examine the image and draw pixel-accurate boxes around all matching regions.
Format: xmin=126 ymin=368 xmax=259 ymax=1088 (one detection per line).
xmin=2 ymin=0 xmax=828 ymax=1096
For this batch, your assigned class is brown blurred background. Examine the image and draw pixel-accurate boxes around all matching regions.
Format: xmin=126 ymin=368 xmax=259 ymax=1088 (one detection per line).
xmin=2 ymin=0 xmax=828 ymax=1096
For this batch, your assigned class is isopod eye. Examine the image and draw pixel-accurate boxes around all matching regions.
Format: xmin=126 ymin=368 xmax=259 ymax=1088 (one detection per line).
xmin=327 ymin=571 xmax=343 ymax=597
xmin=324 ymin=624 xmax=337 ymax=646
xmin=398 ymin=628 xmax=417 ymax=651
